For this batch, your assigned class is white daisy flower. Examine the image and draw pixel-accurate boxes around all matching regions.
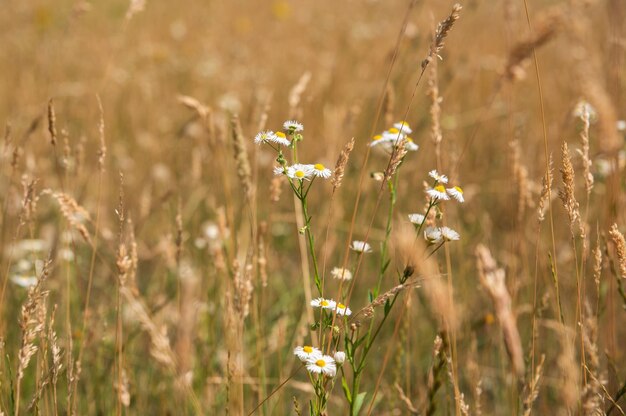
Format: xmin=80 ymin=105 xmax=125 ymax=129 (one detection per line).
xmin=311 ymin=297 xmax=337 ymax=310
xmin=350 ymin=240 xmax=372 ymax=253
xmin=382 ymin=127 xmax=406 ymax=141
xmin=404 ymin=137 xmax=419 ymax=151
xmin=428 ymin=170 xmax=449 ymax=184
xmin=11 ymin=275 xmax=38 ymax=288
xmin=426 ymin=185 xmax=450 ymax=200
xmin=283 ymin=120 xmax=304 ymax=132
xmin=446 ymin=186 xmax=464 ymax=203
xmin=294 ymin=345 xmax=322 ymax=362
xmin=424 ymin=227 xmax=443 ymax=245
xmin=310 ymin=163 xmax=332 ymax=178
xmin=254 ymin=130 xmax=276 ymax=145
xmin=306 ymin=355 xmax=337 ymax=377
xmin=270 ymin=131 xmax=291 ymax=146
xmin=273 ymin=165 xmax=286 ymax=176
xmin=369 ymin=134 xmax=386 ymax=147
xmin=617 ymin=120 xmax=626 ymax=132
xmin=393 ymin=121 xmax=413 ymax=134
xmin=334 ymin=351 xmax=346 ymax=365
xmin=335 ymin=302 xmax=352 ymax=316
xmin=408 ymin=213 xmax=425 ymax=226
xmin=330 ymin=267 xmax=352 ymax=281
xmin=287 ymin=164 xmax=313 ymax=181
xmin=441 ymin=226 xmax=460 ymax=241
xmin=573 ymin=100 xmax=597 ymax=121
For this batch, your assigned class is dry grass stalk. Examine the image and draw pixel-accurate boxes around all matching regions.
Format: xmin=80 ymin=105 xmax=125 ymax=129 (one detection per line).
xmin=559 ymin=142 xmax=582 ymax=234
xmin=257 ymin=221 xmax=268 ymax=287
xmin=427 ymin=58 xmax=443 ymax=159
xmin=608 ymin=224 xmax=626 ymax=279
xmin=522 ymin=354 xmax=545 ymax=416
xmin=592 ymin=238 xmax=602 ymax=298
xmin=576 ymin=103 xmax=594 ymax=195
xmin=230 ymin=115 xmax=253 ymax=202
xmin=354 ymin=281 xmax=419 ymax=321
xmin=121 ymin=286 xmax=177 ymax=370
xmin=475 ymin=244 xmax=524 ymax=377
xmin=269 ymin=175 xmax=283 ymax=203
xmin=537 ymin=154 xmax=553 ymax=222
xmin=331 ymin=137 xmax=355 ymax=192
xmin=47 ymin=98 xmax=57 ymax=146
xmin=425 ymin=335 xmax=446 ymax=416
xmin=96 ymin=95 xmax=106 ymax=172
xmin=175 ymin=261 xmax=199 ymax=382
xmin=383 ymin=85 xmax=395 ymax=127
xmin=504 ymin=13 xmax=560 ymax=81
xmin=175 ymin=199 xmax=183 ymax=267
xmin=288 ymin=71 xmax=312 ymax=119
xmin=48 ymin=305 xmax=62 ymax=409
xmin=232 ymin=259 xmax=253 ymax=320
xmin=43 ymin=190 xmax=92 ymax=244
xmin=553 ymin=323 xmax=580 ymax=410
xmin=16 ymin=259 xmax=51 ymax=416
xmin=177 ymin=95 xmax=210 ymax=121
xmin=19 ymin=177 xmax=38 ymax=226
xmin=394 ymin=382 xmax=419 ymax=414
xmin=510 ymin=140 xmax=532 ymax=222
xmin=421 ymin=3 xmax=463 ymax=70
xmin=384 ymin=138 xmax=407 ymax=181
xmin=127 ymin=217 xmax=139 ymax=294
xmin=581 ymin=302 xmax=604 ymax=415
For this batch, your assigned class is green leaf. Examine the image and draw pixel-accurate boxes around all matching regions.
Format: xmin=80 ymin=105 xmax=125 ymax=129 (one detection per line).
xmin=352 ymin=392 xmax=367 ymax=416
xmin=341 ymin=376 xmax=352 ymax=403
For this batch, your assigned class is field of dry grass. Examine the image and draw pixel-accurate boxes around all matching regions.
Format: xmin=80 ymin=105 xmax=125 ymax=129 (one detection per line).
xmin=1 ymin=0 xmax=625 ymax=414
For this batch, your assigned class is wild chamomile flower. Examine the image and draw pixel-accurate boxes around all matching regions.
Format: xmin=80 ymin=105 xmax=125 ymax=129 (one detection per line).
xmin=294 ymin=345 xmax=322 ymax=362
xmin=440 ymin=226 xmax=460 ymax=241
xmin=335 ymin=302 xmax=352 ymax=316
xmin=334 ymin=351 xmax=346 ymax=365
xmin=446 ymin=186 xmax=464 ymax=203
xmin=306 ymin=355 xmax=337 ymax=377
xmin=273 ymin=165 xmax=286 ymax=176
xmin=254 ymin=130 xmax=274 ymax=144
xmin=310 ymin=163 xmax=332 ymax=178
xmin=426 ymin=184 xmax=450 ymax=201
xmin=11 ymin=275 xmax=38 ymax=288
xmin=311 ymin=297 xmax=337 ymax=309
xmin=404 ymin=137 xmax=419 ymax=151
xmin=331 ymin=267 xmax=352 ymax=281
xmin=393 ymin=121 xmax=413 ymax=134
xmin=424 ymin=227 xmax=443 ymax=245
xmin=287 ymin=164 xmax=313 ymax=181
xmin=428 ymin=170 xmax=449 ymax=184
xmin=350 ymin=240 xmax=372 ymax=253
xmin=408 ymin=213 xmax=425 ymax=226
xmin=283 ymin=120 xmax=304 ymax=132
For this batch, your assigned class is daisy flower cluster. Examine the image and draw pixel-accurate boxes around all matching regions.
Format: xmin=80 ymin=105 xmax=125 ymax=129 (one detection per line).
xmin=409 ymin=169 xmax=464 ymax=245
xmin=293 ymin=345 xmax=346 ymax=378
xmin=369 ymin=121 xmax=419 ymax=153
xmin=311 ymin=297 xmax=352 ymax=316
xmin=254 ymin=120 xmax=333 ymax=191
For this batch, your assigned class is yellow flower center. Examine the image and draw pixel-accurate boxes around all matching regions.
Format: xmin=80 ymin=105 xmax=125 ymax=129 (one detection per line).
xmin=388 ymin=128 xmax=400 ymax=134
xmin=373 ymin=135 xmax=382 ymax=141
xmin=276 ymin=131 xmax=286 ymax=138
xmin=407 ymin=137 xmax=414 ymax=142
xmin=295 ymin=170 xmax=305 ymax=178
xmin=320 ymin=300 xmax=329 ymax=307
xmin=397 ymin=120 xmax=410 ymax=127
xmin=435 ymin=185 xmax=446 ymax=193
xmin=454 ymin=186 xmax=463 ymax=194
xmin=303 ymin=346 xmax=313 ymax=353
xmin=314 ymin=163 xmax=325 ymax=171
xmin=315 ymin=359 xmax=326 ymax=368
xmin=337 ymin=303 xmax=346 ymax=310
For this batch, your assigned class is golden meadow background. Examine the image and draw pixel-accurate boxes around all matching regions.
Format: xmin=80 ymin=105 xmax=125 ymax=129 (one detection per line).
xmin=0 ymin=0 xmax=625 ymax=414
